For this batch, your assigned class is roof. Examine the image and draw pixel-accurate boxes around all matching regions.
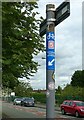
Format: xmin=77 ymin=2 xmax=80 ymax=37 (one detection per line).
xmin=64 ymin=100 xmax=83 ymax=102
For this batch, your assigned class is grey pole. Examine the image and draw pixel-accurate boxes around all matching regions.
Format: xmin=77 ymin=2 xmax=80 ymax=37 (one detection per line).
xmin=46 ymin=4 xmax=55 ymax=119
xmin=40 ymin=2 xmax=70 ymax=118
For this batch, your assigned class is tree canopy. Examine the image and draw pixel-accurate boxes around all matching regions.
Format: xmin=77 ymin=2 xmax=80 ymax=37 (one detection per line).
xmin=14 ymin=81 xmax=33 ymax=96
xmin=71 ymin=70 xmax=84 ymax=87
xmin=55 ymin=86 xmax=62 ymax=94
xmin=2 ymin=2 xmax=45 ymax=89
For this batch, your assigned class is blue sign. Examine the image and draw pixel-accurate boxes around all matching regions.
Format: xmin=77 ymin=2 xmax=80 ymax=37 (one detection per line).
xmin=46 ymin=32 xmax=55 ymax=70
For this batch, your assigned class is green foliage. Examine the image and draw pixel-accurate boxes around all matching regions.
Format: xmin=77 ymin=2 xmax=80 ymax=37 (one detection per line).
xmin=55 ymin=85 xmax=84 ymax=105
xmin=56 ymin=86 xmax=62 ymax=94
xmin=62 ymin=85 xmax=83 ymax=97
xmin=14 ymin=82 xmax=33 ymax=96
xmin=2 ymin=2 xmax=45 ymax=89
xmin=13 ymin=91 xmax=46 ymax=103
xmin=71 ymin=70 xmax=84 ymax=87
xmin=31 ymin=93 xmax=46 ymax=103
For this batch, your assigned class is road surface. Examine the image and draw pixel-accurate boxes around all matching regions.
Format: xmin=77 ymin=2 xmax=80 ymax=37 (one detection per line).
xmin=1 ymin=101 xmax=84 ymax=120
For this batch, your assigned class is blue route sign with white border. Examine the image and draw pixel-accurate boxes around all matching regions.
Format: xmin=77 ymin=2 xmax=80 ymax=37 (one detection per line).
xmin=46 ymin=32 xmax=55 ymax=70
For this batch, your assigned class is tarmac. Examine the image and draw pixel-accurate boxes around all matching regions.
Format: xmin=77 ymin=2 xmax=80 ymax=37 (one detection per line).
xmin=35 ymin=103 xmax=60 ymax=111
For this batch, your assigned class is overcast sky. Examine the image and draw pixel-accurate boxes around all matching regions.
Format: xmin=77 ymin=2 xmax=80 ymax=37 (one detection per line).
xmin=29 ymin=0 xmax=83 ymax=90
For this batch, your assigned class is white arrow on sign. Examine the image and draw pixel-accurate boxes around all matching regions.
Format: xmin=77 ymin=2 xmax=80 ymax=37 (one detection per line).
xmin=48 ymin=59 xmax=55 ymax=66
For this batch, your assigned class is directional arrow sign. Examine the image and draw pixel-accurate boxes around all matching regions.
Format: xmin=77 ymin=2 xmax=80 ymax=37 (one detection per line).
xmin=55 ymin=1 xmax=70 ymax=26
xmin=40 ymin=19 xmax=46 ymax=37
xmin=39 ymin=1 xmax=70 ymax=37
xmin=48 ymin=59 xmax=55 ymax=66
xmin=46 ymin=32 xmax=55 ymax=70
xmin=47 ymin=56 xmax=55 ymax=70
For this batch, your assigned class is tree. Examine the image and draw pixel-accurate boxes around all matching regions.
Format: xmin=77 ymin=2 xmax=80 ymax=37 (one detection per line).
xmin=14 ymin=82 xmax=33 ymax=96
xmin=60 ymin=85 xmax=84 ymax=101
xmin=56 ymin=86 xmax=62 ymax=94
xmin=71 ymin=70 xmax=84 ymax=87
xmin=2 ymin=2 xmax=45 ymax=90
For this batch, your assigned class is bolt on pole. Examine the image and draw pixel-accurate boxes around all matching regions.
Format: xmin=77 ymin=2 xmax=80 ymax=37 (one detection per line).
xmin=46 ymin=4 xmax=55 ymax=119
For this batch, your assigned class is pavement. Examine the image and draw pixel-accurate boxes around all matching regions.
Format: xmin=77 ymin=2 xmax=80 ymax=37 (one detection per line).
xmin=1 ymin=100 xmax=61 ymax=111
xmin=35 ymin=103 xmax=60 ymax=111
xmin=0 ymin=101 xmax=2 ymax=120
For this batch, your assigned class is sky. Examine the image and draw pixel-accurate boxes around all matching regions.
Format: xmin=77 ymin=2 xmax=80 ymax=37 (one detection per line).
xmin=29 ymin=0 xmax=83 ymax=90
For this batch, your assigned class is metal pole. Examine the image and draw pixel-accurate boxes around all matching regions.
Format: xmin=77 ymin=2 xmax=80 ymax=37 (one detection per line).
xmin=46 ymin=4 xmax=55 ymax=119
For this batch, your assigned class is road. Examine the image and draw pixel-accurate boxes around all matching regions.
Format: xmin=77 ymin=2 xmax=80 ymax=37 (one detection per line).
xmin=1 ymin=101 xmax=84 ymax=120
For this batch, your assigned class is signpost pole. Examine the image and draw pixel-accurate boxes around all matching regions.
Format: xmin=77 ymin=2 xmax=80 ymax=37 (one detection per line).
xmin=46 ymin=4 xmax=55 ymax=119
xmin=40 ymin=1 xmax=70 ymax=119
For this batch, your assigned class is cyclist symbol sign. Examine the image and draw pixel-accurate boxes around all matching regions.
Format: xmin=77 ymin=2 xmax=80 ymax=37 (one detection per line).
xmin=46 ymin=32 xmax=55 ymax=70
xmin=47 ymin=32 xmax=55 ymax=39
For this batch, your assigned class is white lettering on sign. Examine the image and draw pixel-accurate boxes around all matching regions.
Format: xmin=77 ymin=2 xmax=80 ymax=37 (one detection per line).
xmin=48 ymin=59 xmax=55 ymax=66
xmin=62 ymin=6 xmax=67 ymax=15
